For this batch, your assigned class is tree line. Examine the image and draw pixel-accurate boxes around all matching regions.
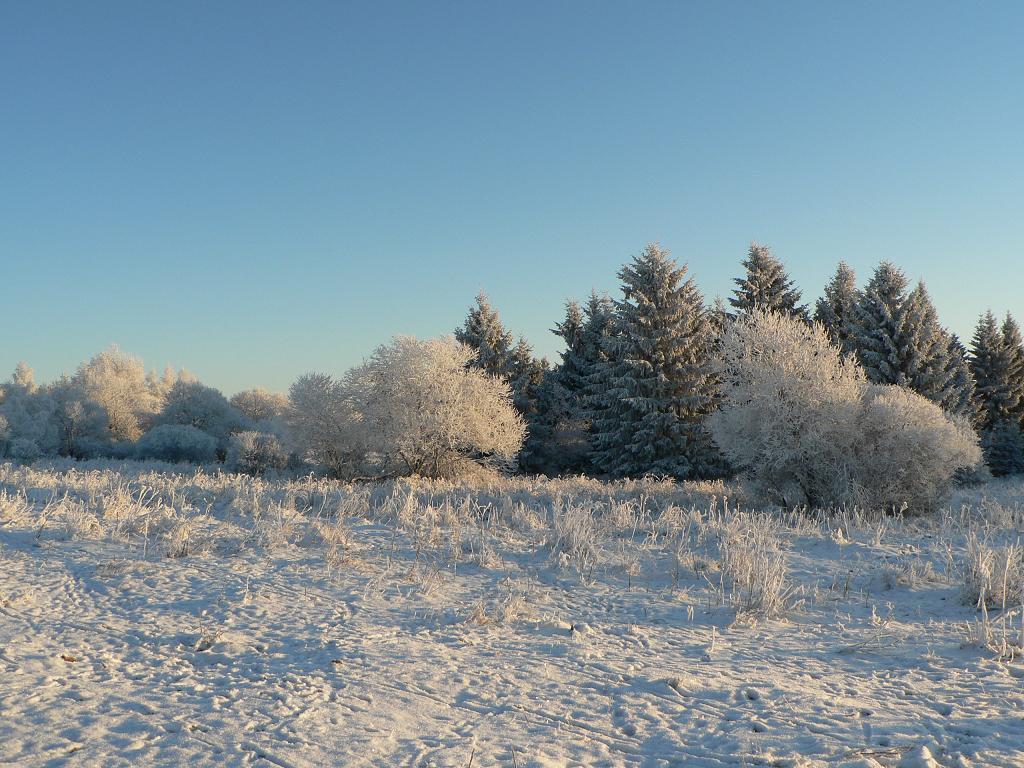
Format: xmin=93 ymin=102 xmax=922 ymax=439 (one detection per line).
xmin=1 ymin=241 xmax=1021 ymax=487
xmin=457 ymin=243 xmax=1023 ymax=480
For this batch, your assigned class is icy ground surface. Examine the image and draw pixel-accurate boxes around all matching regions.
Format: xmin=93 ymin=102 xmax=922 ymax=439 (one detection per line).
xmin=1 ymin=462 xmax=1023 ymax=767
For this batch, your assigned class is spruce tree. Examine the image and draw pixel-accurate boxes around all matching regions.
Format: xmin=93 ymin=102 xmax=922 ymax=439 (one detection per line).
xmin=506 ymin=337 xmax=554 ymax=473
xmin=730 ymin=242 xmax=808 ymax=320
xmin=981 ymin=421 xmax=1024 ymax=477
xmin=455 ymin=292 xmax=514 ymax=377
xmin=590 ymin=244 xmax=719 ymax=479
xmin=551 ymin=300 xmax=587 ymax=401
xmin=1001 ymin=314 xmax=1024 ymax=427
xmin=849 ymin=270 xmax=975 ymax=419
xmin=970 ymin=311 xmax=1023 ymax=431
xmin=941 ymin=334 xmax=979 ymax=423
xmin=813 ymin=262 xmax=859 ymax=352
xmin=544 ymin=293 xmax=618 ymax=475
xmin=847 ymin=261 xmax=908 ymax=384
xmin=895 ymin=282 xmax=956 ymax=402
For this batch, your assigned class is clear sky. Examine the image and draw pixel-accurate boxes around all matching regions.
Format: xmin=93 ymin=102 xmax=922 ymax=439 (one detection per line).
xmin=2 ymin=1 xmax=1022 ymax=394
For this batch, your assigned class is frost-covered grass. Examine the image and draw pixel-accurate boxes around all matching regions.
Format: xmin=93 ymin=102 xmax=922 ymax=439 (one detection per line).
xmin=1 ymin=459 xmax=1024 ymax=766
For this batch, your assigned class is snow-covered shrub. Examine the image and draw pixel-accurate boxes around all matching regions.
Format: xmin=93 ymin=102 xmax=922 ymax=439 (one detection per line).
xmin=8 ymin=437 xmax=43 ymax=462
xmin=709 ymin=310 xmax=864 ymax=509
xmin=154 ymin=380 xmax=246 ymax=450
xmin=853 ymin=385 xmax=983 ymax=512
xmin=134 ymin=424 xmax=217 ymax=464
xmin=287 ymin=336 xmax=526 ymax=479
xmin=711 ymin=310 xmax=981 ymax=513
xmin=226 ymin=431 xmax=288 ymax=475
xmin=981 ymin=421 xmax=1024 ymax=477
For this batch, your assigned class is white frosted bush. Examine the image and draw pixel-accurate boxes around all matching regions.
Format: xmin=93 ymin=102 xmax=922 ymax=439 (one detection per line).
xmin=711 ymin=309 xmax=981 ymax=513
xmin=226 ymin=431 xmax=288 ymax=475
xmin=135 ymin=424 xmax=217 ymax=464
xmin=853 ymin=385 xmax=981 ymax=512
xmin=288 ymin=336 xmax=526 ymax=480
xmin=709 ymin=310 xmax=864 ymax=509
xmin=154 ymin=380 xmax=246 ymax=450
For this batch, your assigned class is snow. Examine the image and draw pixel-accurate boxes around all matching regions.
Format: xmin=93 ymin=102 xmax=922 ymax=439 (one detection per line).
xmin=1 ymin=461 xmax=1023 ymax=766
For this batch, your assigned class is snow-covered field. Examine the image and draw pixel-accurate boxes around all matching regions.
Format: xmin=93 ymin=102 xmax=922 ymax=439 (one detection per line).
xmin=1 ymin=462 xmax=1023 ymax=767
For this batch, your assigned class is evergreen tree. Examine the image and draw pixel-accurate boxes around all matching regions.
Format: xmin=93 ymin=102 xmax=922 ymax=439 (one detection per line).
xmin=813 ymin=262 xmax=860 ymax=352
xmin=454 ymin=291 xmax=514 ymax=377
xmin=970 ymin=311 xmax=1023 ymax=431
xmin=730 ymin=242 xmax=808 ymax=320
xmin=849 ymin=270 xmax=975 ymax=419
xmin=543 ymin=293 xmax=618 ymax=475
xmin=1001 ymin=313 xmax=1024 ymax=427
xmin=506 ymin=337 xmax=554 ymax=473
xmin=981 ymin=421 xmax=1024 ymax=477
xmin=941 ymin=334 xmax=979 ymax=423
xmin=895 ymin=282 xmax=955 ymax=402
xmin=590 ymin=244 xmax=719 ymax=479
xmin=848 ymin=261 xmax=908 ymax=384
xmin=551 ymin=300 xmax=587 ymax=400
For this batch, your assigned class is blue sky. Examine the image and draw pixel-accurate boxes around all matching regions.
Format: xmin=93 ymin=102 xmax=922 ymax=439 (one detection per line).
xmin=2 ymin=1 xmax=1021 ymax=394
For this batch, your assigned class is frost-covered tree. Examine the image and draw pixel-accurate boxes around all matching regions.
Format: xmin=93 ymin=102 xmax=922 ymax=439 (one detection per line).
xmin=75 ymin=346 xmax=161 ymax=441
xmin=970 ymin=311 xmax=1023 ymax=432
xmin=813 ymin=262 xmax=859 ymax=352
xmin=285 ymin=373 xmax=364 ymax=475
xmin=552 ymin=300 xmax=587 ymax=400
xmin=1002 ymin=314 xmax=1024 ymax=427
xmin=0 ymin=363 xmax=56 ymax=459
xmin=730 ymin=242 xmax=807 ymax=320
xmin=229 ymin=388 xmax=289 ymax=424
xmin=980 ymin=421 xmax=1024 ymax=477
xmin=543 ymin=294 xmax=615 ymax=475
xmin=941 ymin=334 xmax=979 ymax=423
xmin=847 ymin=262 xmax=908 ymax=384
xmin=146 ymin=365 xmax=181 ymax=403
xmin=47 ymin=375 xmax=110 ymax=457
xmin=506 ymin=337 xmax=555 ymax=472
xmin=352 ymin=336 xmax=525 ymax=478
xmin=154 ymin=380 xmax=246 ymax=451
xmin=590 ymin=244 xmax=719 ymax=479
xmin=288 ymin=337 xmax=525 ymax=479
xmin=895 ymin=283 xmax=957 ymax=401
xmin=455 ymin=292 xmax=514 ymax=377
xmin=848 ymin=271 xmax=973 ymax=419
xmin=711 ymin=310 xmax=980 ymax=512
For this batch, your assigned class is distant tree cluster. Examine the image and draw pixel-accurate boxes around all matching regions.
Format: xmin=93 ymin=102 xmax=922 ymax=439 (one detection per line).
xmin=0 ymin=346 xmax=289 ymax=473
xmin=3 ymin=240 xmax=1022 ymax=504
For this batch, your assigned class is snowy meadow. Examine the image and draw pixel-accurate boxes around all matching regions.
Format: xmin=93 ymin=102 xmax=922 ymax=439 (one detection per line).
xmin=2 ymin=460 xmax=1023 ymax=767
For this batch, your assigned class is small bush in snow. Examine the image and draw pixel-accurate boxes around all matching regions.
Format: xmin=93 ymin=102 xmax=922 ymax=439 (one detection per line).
xmin=853 ymin=385 xmax=982 ymax=512
xmin=135 ymin=424 xmax=217 ymax=464
xmin=963 ymin=535 xmax=1024 ymax=610
xmin=711 ymin=309 xmax=981 ymax=513
xmin=226 ymin=431 xmax=288 ymax=475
